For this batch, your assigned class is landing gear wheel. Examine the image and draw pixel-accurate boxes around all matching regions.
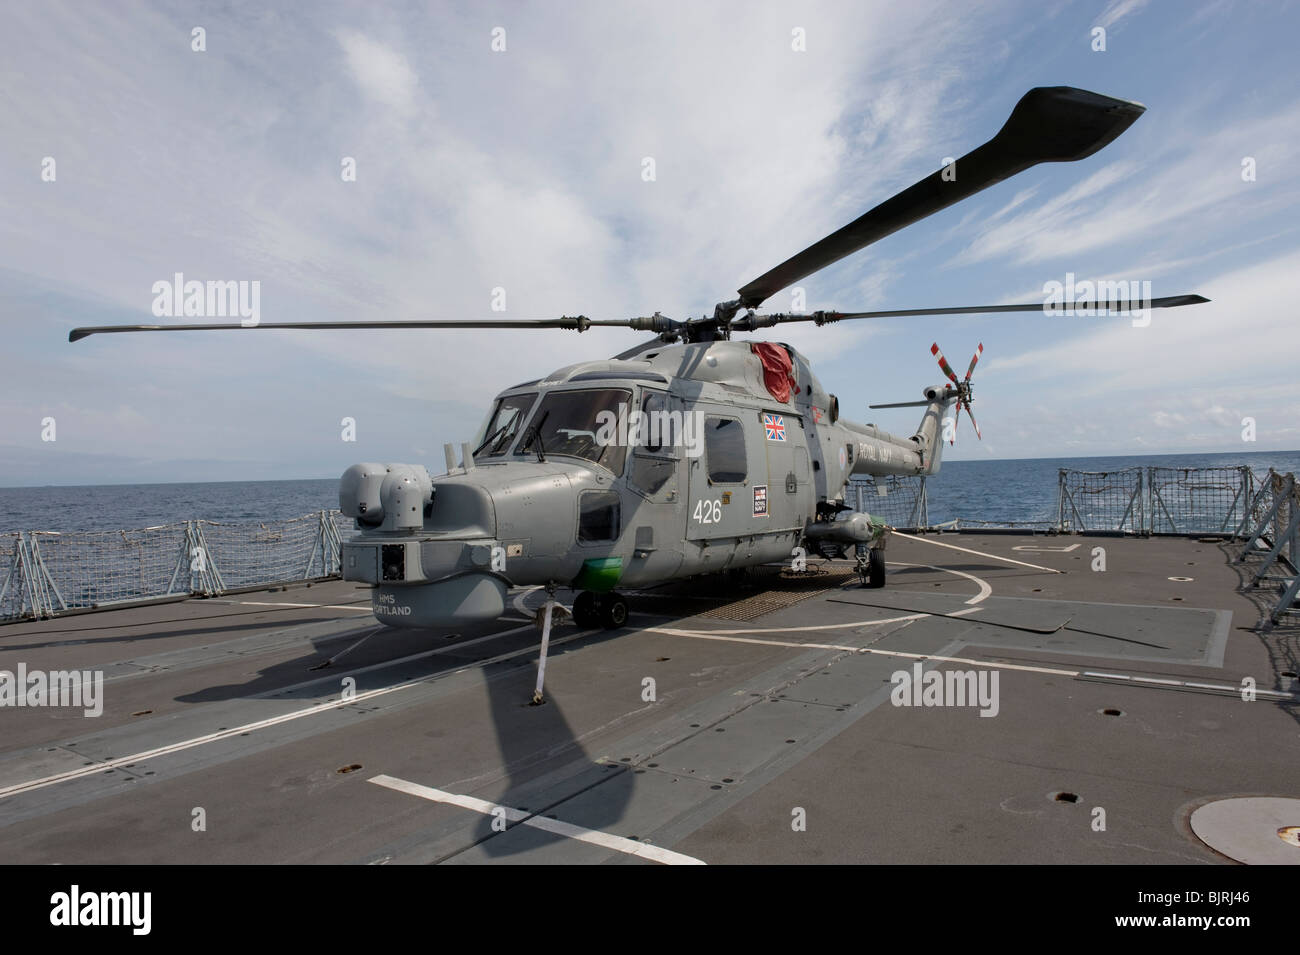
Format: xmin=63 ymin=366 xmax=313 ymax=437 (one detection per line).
xmin=867 ymin=548 xmax=886 ymax=588
xmin=572 ymin=591 xmax=600 ymax=629
xmin=599 ymin=593 xmax=629 ymax=630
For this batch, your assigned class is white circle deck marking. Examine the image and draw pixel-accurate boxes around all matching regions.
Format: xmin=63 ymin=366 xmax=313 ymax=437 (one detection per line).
xmin=1190 ymin=797 xmax=1300 ymax=864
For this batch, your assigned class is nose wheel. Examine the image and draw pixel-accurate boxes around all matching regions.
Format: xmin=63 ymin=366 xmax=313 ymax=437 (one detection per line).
xmin=572 ymin=591 xmax=629 ymax=630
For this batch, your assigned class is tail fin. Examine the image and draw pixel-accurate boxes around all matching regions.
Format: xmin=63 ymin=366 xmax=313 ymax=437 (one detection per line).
xmin=912 ymin=385 xmax=957 ymax=475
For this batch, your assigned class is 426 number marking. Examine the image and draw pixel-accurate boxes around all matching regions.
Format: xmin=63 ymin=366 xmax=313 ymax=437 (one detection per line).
xmin=693 ymin=498 xmax=722 ymax=524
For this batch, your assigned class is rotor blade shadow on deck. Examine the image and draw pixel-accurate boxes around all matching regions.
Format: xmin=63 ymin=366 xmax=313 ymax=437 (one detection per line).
xmin=826 ymin=597 xmax=1067 ymax=635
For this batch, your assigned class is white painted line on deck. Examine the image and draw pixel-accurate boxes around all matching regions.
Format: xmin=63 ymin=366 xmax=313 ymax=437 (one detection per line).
xmin=1080 ymin=670 xmax=1294 ymax=700
xmin=892 ymin=531 xmax=1063 ymax=573
xmin=640 ymin=630 xmax=1296 ymax=699
xmin=0 ymin=623 xmax=595 ymax=801
xmin=646 ymin=627 xmax=1080 ymax=677
xmin=671 ymin=561 xmax=990 ymax=637
xmin=892 ymin=562 xmax=992 ymax=605
xmin=235 ymin=600 xmax=374 ymax=612
xmin=368 ymin=774 xmax=705 ymax=865
xmin=512 ymin=586 xmax=544 ymax=618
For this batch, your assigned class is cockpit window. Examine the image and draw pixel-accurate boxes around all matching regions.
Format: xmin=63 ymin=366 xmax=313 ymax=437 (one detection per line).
xmin=475 ymin=393 xmax=536 ymax=458
xmin=517 ymin=388 xmax=632 ymax=473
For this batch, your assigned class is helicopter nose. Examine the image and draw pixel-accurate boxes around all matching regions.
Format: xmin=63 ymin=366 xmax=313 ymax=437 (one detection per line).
xmin=340 ymin=465 xmax=506 ymax=628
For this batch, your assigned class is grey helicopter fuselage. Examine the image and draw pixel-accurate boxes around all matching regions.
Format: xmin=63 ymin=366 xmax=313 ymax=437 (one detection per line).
xmin=337 ymin=338 xmax=955 ymax=629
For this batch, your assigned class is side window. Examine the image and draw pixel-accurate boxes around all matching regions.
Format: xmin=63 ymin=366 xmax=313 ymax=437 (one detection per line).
xmin=629 ymin=390 xmax=680 ymax=498
xmin=629 ymin=455 xmax=675 ymax=496
xmin=704 ymin=416 xmax=746 ymax=483
xmin=640 ymin=391 xmax=673 ymax=453
xmin=578 ymin=490 xmax=620 ymax=542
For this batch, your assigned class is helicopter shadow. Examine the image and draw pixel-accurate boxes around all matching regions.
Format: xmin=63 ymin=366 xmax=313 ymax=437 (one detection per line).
xmin=165 ymin=609 xmax=638 ymax=860
xmin=465 ymin=623 xmax=637 ymax=860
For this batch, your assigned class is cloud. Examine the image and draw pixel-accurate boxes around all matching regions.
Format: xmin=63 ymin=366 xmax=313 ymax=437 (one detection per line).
xmin=334 ymin=30 xmax=420 ymax=114
xmin=2 ymin=0 xmax=1297 ymax=483
xmin=1095 ymin=0 xmax=1149 ymax=30
xmin=955 ymin=105 xmax=1300 ymax=269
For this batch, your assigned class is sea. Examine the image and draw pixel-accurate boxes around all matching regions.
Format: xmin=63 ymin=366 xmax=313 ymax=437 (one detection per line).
xmin=1 ymin=449 xmax=1297 ymax=535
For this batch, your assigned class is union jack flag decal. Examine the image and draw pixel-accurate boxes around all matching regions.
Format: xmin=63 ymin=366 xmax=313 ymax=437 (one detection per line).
xmin=764 ymin=413 xmax=786 ymax=441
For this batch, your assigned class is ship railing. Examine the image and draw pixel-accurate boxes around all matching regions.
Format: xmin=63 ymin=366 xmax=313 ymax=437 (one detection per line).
xmin=0 ymin=510 xmax=351 ymax=622
xmin=936 ymin=519 xmax=1060 ymax=533
xmin=852 ymin=474 xmax=927 ymax=529
xmin=1146 ymin=466 xmax=1254 ymax=536
xmin=1235 ymin=470 xmax=1300 ymax=627
xmin=5 ymin=467 xmax=1292 ymax=622
xmin=1057 ymin=467 xmax=1145 ymax=534
xmin=848 ymin=465 xmax=1272 ymax=537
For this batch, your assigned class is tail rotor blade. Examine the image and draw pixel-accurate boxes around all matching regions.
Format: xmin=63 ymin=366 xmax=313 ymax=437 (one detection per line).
xmin=964 ymin=342 xmax=984 ymax=382
xmin=964 ymin=403 xmax=982 ymax=440
xmin=931 ymin=343 xmax=960 ymax=385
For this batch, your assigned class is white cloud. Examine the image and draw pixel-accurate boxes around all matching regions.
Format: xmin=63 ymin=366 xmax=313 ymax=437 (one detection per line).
xmin=1 ymin=0 xmax=1296 ymax=482
xmin=956 ymin=105 xmax=1300 ymax=269
xmin=1095 ymin=0 xmax=1149 ymax=30
xmin=334 ymin=30 xmax=420 ymax=114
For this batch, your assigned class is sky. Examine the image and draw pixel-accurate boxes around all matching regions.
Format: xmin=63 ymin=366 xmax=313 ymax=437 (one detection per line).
xmin=1 ymin=0 xmax=1297 ymax=486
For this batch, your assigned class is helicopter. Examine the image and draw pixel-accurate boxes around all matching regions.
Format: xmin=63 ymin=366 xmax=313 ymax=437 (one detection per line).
xmin=71 ymin=86 xmax=1208 ymax=633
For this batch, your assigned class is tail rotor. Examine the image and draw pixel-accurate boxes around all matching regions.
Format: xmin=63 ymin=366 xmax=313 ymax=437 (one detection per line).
xmin=931 ymin=341 xmax=983 ymax=444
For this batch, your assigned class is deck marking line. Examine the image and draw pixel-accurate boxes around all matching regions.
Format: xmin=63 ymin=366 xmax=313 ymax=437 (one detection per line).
xmin=236 ymin=600 xmax=373 ymax=612
xmin=648 ymin=631 xmax=1299 ymax=699
xmin=891 ymin=532 xmax=1063 ymax=573
xmin=645 ymin=628 xmax=1079 ymax=677
xmin=368 ymin=774 xmax=705 ymax=865
xmin=511 ymin=586 xmax=544 ymax=618
xmin=1080 ymin=671 xmax=1294 ymax=699
xmin=890 ymin=562 xmax=992 ymax=605
xmin=0 ymin=626 xmax=591 ymax=801
xmin=654 ymin=560 xmax=989 ymax=636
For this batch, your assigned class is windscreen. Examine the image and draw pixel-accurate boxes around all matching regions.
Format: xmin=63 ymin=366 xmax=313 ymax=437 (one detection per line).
xmin=475 ymin=393 xmax=537 ymax=458
xmin=518 ymin=388 xmax=632 ymax=473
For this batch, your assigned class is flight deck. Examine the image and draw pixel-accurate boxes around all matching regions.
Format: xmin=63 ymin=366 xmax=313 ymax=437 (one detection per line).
xmin=1 ymin=531 xmax=1296 ymax=865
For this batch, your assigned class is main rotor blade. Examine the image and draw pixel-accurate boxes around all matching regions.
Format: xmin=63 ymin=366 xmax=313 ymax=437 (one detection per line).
xmin=732 ymin=294 xmax=1209 ymax=331
xmin=68 ymin=315 xmax=665 ymax=343
xmin=735 ymin=87 xmax=1148 ymax=309
xmin=868 ymin=399 xmax=932 ymax=409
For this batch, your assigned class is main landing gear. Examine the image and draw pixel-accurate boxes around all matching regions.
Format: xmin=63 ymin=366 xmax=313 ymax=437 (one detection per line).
xmin=572 ymin=590 xmax=629 ymax=630
xmin=856 ymin=546 xmax=886 ymax=589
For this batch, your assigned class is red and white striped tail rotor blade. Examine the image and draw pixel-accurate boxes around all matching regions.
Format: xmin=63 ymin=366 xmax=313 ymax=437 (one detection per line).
xmin=964 ymin=342 xmax=983 ymax=382
xmin=964 ymin=402 xmax=982 ymax=440
xmin=931 ymin=342 xmax=960 ymax=385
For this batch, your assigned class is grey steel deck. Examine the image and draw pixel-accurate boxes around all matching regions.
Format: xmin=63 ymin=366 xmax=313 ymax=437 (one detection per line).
xmin=1 ymin=533 xmax=1297 ymax=864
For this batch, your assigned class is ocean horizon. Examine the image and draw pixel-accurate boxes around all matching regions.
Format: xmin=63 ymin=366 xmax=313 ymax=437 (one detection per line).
xmin=1 ymin=448 xmax=1297 ymax=535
